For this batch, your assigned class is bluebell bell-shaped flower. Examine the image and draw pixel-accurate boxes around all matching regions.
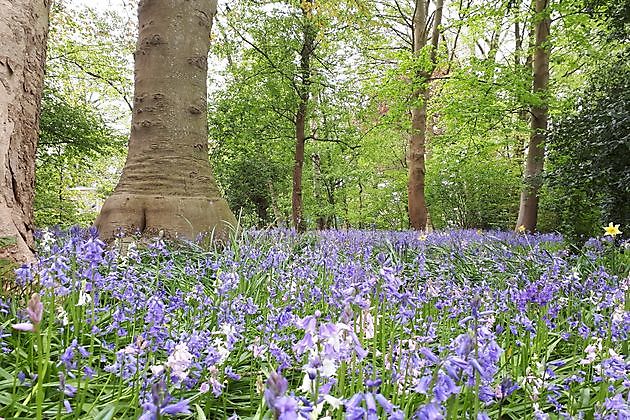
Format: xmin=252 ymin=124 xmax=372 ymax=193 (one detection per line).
xmin=374 ymin=393 xmax=405 ymax=419
xmin=264 ymin=370 xmax=289 ymax=411
xmin=419 ymin=347 xmax=440 ymax=364
xmin=414 ymin=402 xmax=444 ymax=420
xmin=139 ymin=379 xmax=191 ymax=420
xmin=603 ymin=393 xmax=629 ymax=413
xmin=60 ymin=343 xmax=76 ymax=370
xmin=433 ymin=373 xmax=460 ymax=403
xmin=453 ymin=333 xmax=473 ymax=358
xmin=364 ymin=392 xmax=378 ymax=420
xmin=496 ymin=377 xmax=519 ymax=400
xmin=274 ymin=395 xmax=299 ymax=420
xmin=294 ymin=332 xmax=316 ymax=356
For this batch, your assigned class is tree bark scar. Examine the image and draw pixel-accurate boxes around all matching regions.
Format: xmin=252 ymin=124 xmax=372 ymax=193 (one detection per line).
xmin=193 ymin=8 xmax=211 ymax=27
xmin=9 ymin=164 xmax=20 ymax=207
xmin=1 ymin=58 xmax=14 ymax=76
xmin=139 ymin=206 xmax=146 ymax=231
xmin=187 ymin=56 xmax=207 ymax=70
xmin=146 ymin=34 xmax=164 ymax=45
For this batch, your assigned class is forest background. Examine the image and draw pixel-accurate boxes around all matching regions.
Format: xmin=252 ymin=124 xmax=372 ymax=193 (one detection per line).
xmin=38 ymin=0 xmax=629 ymax=241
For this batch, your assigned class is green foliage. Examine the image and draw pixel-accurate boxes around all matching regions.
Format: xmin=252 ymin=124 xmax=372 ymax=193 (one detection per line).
xmin=36 ymin=89 xmax=125 ymax=227
xmin=46 ymin=1 xmax=134 ymax=121
xmin=35 ymin=0 xmax=628 ymax=235
xmin=34 ymin=2 xmax=131 ymax=227
xmin=0 ymin=236 xmax=17 ymax=249
xmin=543 ymin=51 xmax=630 ymax=240
xmin=426 ymin=142 xmax=521 ymax=229
xmin=209 ymin=0 xmax=366 ymax=228
xmin=585 ymin=0 xmax=630 ymax=41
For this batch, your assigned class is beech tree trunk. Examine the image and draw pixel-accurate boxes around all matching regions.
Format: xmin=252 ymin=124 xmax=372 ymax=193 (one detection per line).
xmin=96 ymin=0 xmax=236 ymax=241
xmin=291 ymin=0 xmax=314 ymax=233
xmin=0 ymin=0 xmax=51 ymax=263
xmin=516 ymin=0 xmax=549 ymax=231
xmin=408 ymin=0 xmax=443 ymax=231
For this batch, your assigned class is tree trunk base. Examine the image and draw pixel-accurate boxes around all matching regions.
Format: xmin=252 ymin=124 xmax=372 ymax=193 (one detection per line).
xmin=95 ymin=193 xmax=236 ymax=242
xmin=0 ymin=208 xmax=33 ymax=264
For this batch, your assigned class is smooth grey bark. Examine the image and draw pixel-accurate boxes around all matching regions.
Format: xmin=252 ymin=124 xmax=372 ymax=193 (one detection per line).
xmin=96 ymin=0 xmax=236 ymax=241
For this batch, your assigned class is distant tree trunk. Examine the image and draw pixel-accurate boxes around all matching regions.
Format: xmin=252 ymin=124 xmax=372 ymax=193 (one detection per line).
xmin=325 ymin=180 xmax=337 ymax=229
xmin=267 ymin=181 xmax=285 ymax=227
xmin=408 ymin=0 xmax=444 ymax=231
xmin=96 ymin=0 xmax=236 ymax=241
xmin=291 ymin=0 xmax=314 ymax=233
xmin=293 ymin=105 xmax=307 ymax=231
xmin=311 ymin=153 xmax=327 ymax=229
xmin=358 ymin=181 xmax=364 ymax=229
xmin=516 ymin=0 xmax=549 ymax=231
xmin=0 ymin=0 xmax=51 ymax=263
xmin=512 ymin=0 xmax=534 ymax=165
xmin=252 ymin=195 xmax=269 ymax=226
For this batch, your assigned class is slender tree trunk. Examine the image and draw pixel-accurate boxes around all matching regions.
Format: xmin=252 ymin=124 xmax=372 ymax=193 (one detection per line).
xmin=325 ymin=181 xmax=336 ymax=229
xmin=291 ymin=0 xmax=314 ymax=233
xmin=0 ymin=0 xmax=51 ymax=263
xmin=513 ymin=0 xmax=534 ymax=165
xmin=253 ymin=195 xmax=269 ymax=226
xmin=408 ymin=0 xmax=429 ymax=231
xmin=408 ymin=0 xmax=444 ymax=231
xmin=358 ymin=181 xmax=364 ymax=229
xmin=267 ymin=180 xmax=284 ymax=227
xmin=516 ymin=0 xmax=549 ymax=231
xmin=96 ymin=0 xmax=235 ymax=241
xmin=293 ymin=104 xmax=307 ymax=231
xmin=311 ymin=153 xmax=327 ymax=229
xmin=514 ymin=19 xmax=527 ymax=164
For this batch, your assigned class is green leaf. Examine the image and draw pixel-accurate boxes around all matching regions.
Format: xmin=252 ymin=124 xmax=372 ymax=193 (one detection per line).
xmin=92 ymin=404 xmax=117 ymax=420
xmin=195 ymin=404 xmax=208 ymax=420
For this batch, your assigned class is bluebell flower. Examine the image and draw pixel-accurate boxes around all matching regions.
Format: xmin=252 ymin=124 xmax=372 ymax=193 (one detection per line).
xmin=264 ymin=370 xmax=289 ymax=411
xmin=414 ymin=402 xmax=444 ymax=420
xmin=604 ymin=393 xmax=629 ymax=412
xmin=139 ymin=380 xmax=191 ymax=420
xmin=274 ymin=395 xmax=299 ymax=420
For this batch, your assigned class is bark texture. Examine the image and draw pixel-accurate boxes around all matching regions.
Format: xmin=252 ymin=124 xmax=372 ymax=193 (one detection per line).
xmin=0 ymin=0 xmax=51 ymax=263
xmin=291 ymin=0 xmax=314 ymax=233
xmin=408 ymin=0 xmax=443 ymax=231
xmin=516 ymin=0 xmax=549 ymax=231
xmin=96 ymin=0 xmax=236 ymax=241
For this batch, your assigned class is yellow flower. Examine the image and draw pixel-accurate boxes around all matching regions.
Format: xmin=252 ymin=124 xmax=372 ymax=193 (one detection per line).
xmin=603 ymin=222 xmax=622 ymax=237
xmin=517 ymin=225 xmax=526 ymax=233
xmin=418 ymin=234 xmax=428 ymax=241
